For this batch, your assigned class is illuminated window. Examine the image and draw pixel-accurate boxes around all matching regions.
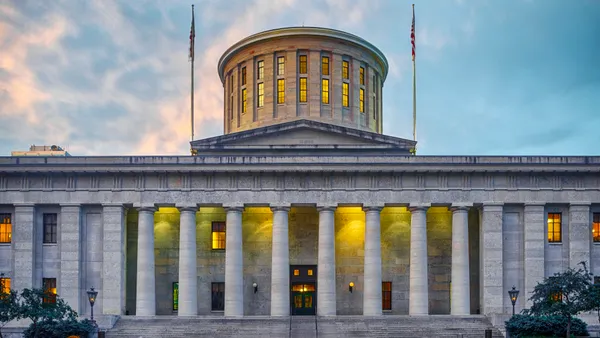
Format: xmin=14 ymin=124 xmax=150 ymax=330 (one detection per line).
xmin=241 ymin=67 xmax=247 ymax=86
xmin=360 ymin=66 xmax=365 ymax=85
xmin=173 ymin=282 xmax=179 ymax=311
xmin=241 ymin=88 xmax=247 ymax=114
xmin=593 ymin=213 xmax=600 ymax=242
xmin=342 ymin=60 xmax=349 ymax=79
xmin=211 ymin=282 xmax=225 ymax=311
xmin=257 ymin=60 xmax=264 ymax=80
xmin=212 ymin=221 xmax=226 ymax=250
xmin=299 ymin=77 xmax=307 ymax=103
xmin=294 ymin=269 xmax=300 ymax=276
xmin=277 ymin=79 xmax=285 ymax=104
xmin=43 ymin=213 xmax=57 ymax=244
xmin=299 ymin=55 xmax=307 ymax=74
xmin=257 ymin=83 xmax=264 ymax=107
xmin=307 ymin=269 xmax=313 ymax=276
xmin=0 ymin=277 xmax=10 ymax=294
xmin=382 ymin=282 xmax=392 ymax=310
xmin=321 ymin=79 xmax=329 ymax=104
xmin=359 ymin=88 xmax=365 ymax=113
xmin=547 ymin=213 xmax=562 ymax=243
xmin=277 ymin=57 xmax=285 ymax=76
xmin=321 ymin=56 xmax=329 ymax=75
xmin=0 ymin=214 xmax=11 ymax=243
xmin=43 ymin=278 xmax=57 ymax=304
xmin=342 ymin=83 xmax=349 ymax=107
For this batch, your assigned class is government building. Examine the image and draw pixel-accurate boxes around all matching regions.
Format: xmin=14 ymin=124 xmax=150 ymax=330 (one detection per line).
xmin=1 ymin=27 xmax=599 ymax=337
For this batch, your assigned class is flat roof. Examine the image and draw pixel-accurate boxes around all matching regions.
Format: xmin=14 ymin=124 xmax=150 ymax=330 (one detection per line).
xmin=217 ymin=26 xmax=389 ymax=83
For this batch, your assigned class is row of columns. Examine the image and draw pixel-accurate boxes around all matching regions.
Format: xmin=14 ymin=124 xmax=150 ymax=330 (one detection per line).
xmin=134 ymin=204 xmax=472 ymax=316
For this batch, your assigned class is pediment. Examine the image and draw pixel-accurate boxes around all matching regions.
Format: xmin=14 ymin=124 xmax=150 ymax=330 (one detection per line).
xmin=191 ymin=119 xmax=416 ymax=152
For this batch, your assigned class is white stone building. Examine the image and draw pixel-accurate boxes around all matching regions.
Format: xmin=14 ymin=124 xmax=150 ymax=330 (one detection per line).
xmin=1 ymin=27 xmax=599 ymax=334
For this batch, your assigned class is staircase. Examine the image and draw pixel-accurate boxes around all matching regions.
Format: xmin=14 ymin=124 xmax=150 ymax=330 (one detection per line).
xmin=104 ymin=315 xmax=504 ymax=338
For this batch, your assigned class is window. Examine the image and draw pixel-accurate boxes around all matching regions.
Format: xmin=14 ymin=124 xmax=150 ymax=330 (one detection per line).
xmin=257 ymin=83 xmax=264 ymax=107
xmin=294 ymin=269 xmax=299 ymax=276
xmin=173 ymin=282 xmax=179 ymax=311
xmin=321 ymin=56 xmax=329 ymax=75
xmin=593 ymin=213 xmax=600 ymax=242
xmin=212 ymin=221 xmax=226 ymax=250
xmin=299 ymin=77 xmax=307 ymax=103
xmin=241 ymin=67 xmax=247 ymax=86
xmin=0 ymin=277 xmax=10 ymax=294
xmin=321 ymin=79 xmax=329 ymax=104
xmin=299 ymin=55 xmax=307 ymax=74
xmin=277 ymin=56 xmax=285 ymax=76
xmin=359 ymin=88 xmax=365 ymax=113
xmin=342 ymin=83 xmax=349 ymax=107
xmin=211 ymin=282 xmax=225 ymax=311
xmin=277 ymin=79 xmax=285 ymax=104
xmin=547 ymin=213 xmax=562 ymax=243
xmin=257 ymin=60 xmax=264 ymax=80
xmin=43 ymin=213 xmax=57 ymax=244
xmin=360 ymin=66 xmax=365 ymax=85
xmin=307 ymin=269 xmax=313 ymax=276
xmin=382 ymin=282 xmax=392 ymax=310
xmin=0 ymin=214 xmax=11 ymax=243
xmin=342 ymin=60 xmax=349 ymax=79
xmin=42 ymin=278 xmax=57 ymax=304
xmin=241 ymin=88 xmax=247 ymax=114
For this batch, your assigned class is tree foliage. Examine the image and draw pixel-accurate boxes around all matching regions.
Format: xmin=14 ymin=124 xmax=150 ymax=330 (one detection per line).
xmin=505 ymin=314 xmax=588 ymax=337
xmin=18 ymin=288 xmax=79 ymax=338
xmin=0 ymin=276 xmax=21 ymax=338
xmin=523 ymin=262 xmax=594 ymax=338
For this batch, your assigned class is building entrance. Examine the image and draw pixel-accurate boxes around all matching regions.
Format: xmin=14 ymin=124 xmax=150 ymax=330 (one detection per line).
xmin=290 ymin=265 xmax=317 ymax=315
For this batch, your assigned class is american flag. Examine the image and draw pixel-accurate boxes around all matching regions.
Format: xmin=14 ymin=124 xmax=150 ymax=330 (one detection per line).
xmin=411 ymin=5 xmax=415 ymax=61
xmin=189 ymin=5 xmax=195 ymax=61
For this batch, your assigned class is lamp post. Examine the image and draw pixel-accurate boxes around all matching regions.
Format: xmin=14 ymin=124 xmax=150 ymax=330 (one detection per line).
xmin=87 ymin=287 xmax=98 ymax=329
xmin=508 ymin=285 xmax=519 ymax=316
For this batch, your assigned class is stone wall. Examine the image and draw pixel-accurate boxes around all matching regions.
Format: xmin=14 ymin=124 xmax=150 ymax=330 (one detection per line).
xmin=335 ymin=207 xmax=365 ymax=315
xmin=427 ymin=207 xmax=452 ymax=315
xmin=381 ymin=207 xmax=411 ymax=314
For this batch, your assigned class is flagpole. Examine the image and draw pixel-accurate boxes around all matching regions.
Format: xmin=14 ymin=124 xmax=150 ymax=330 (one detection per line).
xmin=190 ymin=4 xmax=195 ymax=155
xmin=411 ymin=4 xmax=417 ymax=155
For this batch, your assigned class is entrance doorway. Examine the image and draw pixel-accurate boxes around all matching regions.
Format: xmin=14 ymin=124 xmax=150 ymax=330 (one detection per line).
xmin=290 ymin=265 xmax=317 ymax=315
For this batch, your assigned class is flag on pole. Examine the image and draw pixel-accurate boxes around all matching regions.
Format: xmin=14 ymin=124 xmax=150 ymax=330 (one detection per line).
xmin=189 ymin=5 xmax=195 ymax=61
xmin=411 ymin=5 xmax=416 ymax=61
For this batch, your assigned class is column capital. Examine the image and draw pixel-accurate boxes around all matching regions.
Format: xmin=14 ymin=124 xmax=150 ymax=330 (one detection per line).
xmin=60 ymin=203 xmax=81 ymax=209
xmin=570 ymin=202 xmax=592 ymax=208
xmin=481 ymin=203 xmax=503 ymax=212
xmin=317 ymin=204 xmax=337 ymax=212
xmin=271 ymin=203 xmax=291 ymax=212
xmin=102 ymin=203 xmax=126 ymax=210
xmin=13 ymin=203 xmax=35 ymax=209
xmin=176 ymin=204 xmax=198 ymax=212
xmin=450 ymin=203 xmax=472 ymax=213
xmin=223 ymin=204 xmax=244 ymax=212
xmin=363 ymin=205 xmax=384 ymax=212
xmin=134 ymin=204 xmax=156 ymax=213
xmin=408 ymin=203 xmax=430 ymax=212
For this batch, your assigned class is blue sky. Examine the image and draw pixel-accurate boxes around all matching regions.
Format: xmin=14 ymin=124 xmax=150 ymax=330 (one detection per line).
xmin=0 ymin=0 xmax=598 ymax=156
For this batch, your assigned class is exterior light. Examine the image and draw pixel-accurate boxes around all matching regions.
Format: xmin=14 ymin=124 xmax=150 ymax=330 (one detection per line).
xmin=349 ymin=282 xmax=354 ymax=293
xmin=253 ymin=282 xmax=258 ymax=294
xmin=87 ymin=287 xmax=99 ymax=330
xmin=508 ymin=285 xmax=519 ymax=316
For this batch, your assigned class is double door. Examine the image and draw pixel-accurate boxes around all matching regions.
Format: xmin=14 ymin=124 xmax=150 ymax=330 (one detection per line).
xmin=290 ymin=265 xmax=317 ymax=315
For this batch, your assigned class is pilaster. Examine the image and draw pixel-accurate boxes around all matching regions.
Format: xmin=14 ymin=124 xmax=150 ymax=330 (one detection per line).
xmin=569 ymin=203 xmax=591 ymax=270
xmin=481 ymin=203 xmax=504 ymax=315
xmin=59 ymin=204 xmax=82 ymax=313
xmin=12 ymin=204 xmax=36 ymax=291
xmin=102 ymin=204 xmax=127 ymax=315
xmin=524 ymin=203 xmax=545 ymax=309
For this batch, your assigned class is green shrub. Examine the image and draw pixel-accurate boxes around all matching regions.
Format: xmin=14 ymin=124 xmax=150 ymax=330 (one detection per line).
xmin=22 ymin=318 xmax=95 ymax=338
xmin=505 ymin=314 xmax=589 ymax=337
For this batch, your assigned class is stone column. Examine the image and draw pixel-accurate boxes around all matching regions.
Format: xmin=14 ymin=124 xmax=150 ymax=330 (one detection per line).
xmin=224 ymin=206 xmax=244 ymax=317
xmin=450 ymin=205 xmax=471 ymax=315
xmin=481 ymin=203 xmax=504 ymax=315
xmin=60 ymin=204 xmax=82 ymax=313
xmin=409 ymin=204 xmax=429 ymax=315
xmin=363 ymin=206 xmax=383 ymax=316
xmin=12 ymin=204 xmax=36 ymax=291
xmin=178 ymin=205 xmax=198 ymax=316
xmin=569 ymin=203 xmax=591 ymax=269
xmin=524 ymin=203 xmax=545 ymax=309
xmin=136 ymin=206 xmax=156 ymax=316
xmin=102 ymin=204 xmax=127 ymax=315
xmin=317 ymin=205 xmax=336 ymax=316
xmin=270 ymin=205 xmax=290 ymax=316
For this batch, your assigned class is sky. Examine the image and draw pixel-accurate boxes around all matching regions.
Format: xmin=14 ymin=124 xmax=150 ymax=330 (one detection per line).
xmin=0 ymin=0 xmax=599 ymax=156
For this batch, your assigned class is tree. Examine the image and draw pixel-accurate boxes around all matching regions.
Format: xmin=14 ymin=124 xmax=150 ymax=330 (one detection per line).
xmin=0 ymin=276 xmax=21 ymax=338
xmin=524 ymin=261 xmax=594 ymax=338
xmin=18 ymin=288 xmax=77 ymax=338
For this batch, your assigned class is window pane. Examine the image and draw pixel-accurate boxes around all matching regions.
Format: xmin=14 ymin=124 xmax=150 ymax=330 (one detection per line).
xmin=0 ymin=214 xmax=11 ymax=243
xmin=277 ymin=57 xmax=285 ymax=76
xmin=277 ymin=79 xmax=285 ymax=104
xmin=211 ymin=282 xmax=225 ymax=311
xmin=43 ymin=213 xmax=57 ymax=244
xmin=241 ymin=67 xmax=247 ymax=85
xmin=342 ymin=83 xmax=349 ymax=107
xmin=257 ymin=61 xmax=264 ymax=80
xmin=43 ymin=278 xmax=57 ymax=303
xmin=299 ymin=55 xmax=307 ymax=74
xmin=0 ymin=277 xmax=10 ymax=294
xmin=547 ymin=213 xmax=562 ymax=243
xmin=257 ymin=83 xmax=264 ymax=107
xmin=594 ymin=213 xmax=600 ymax=242
xmin=321 ymin=57 xmax=329 ymax=75
xmin=342 ymin=61 xmax=349 ymax=79
xmin=321 ymin=79 xmax=329 ymax=104
xmin=242 ymin=88 xmax=247 ymax=113
xmin=173 ymin=282 xmax=179 ymax=311
xmin=299 ymin=77 xmax=307 ymax=103
xmin=360 ymin=67 xmax=365 ymax=85
xmin=359 ymin=88 xmax=364 ymax=113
